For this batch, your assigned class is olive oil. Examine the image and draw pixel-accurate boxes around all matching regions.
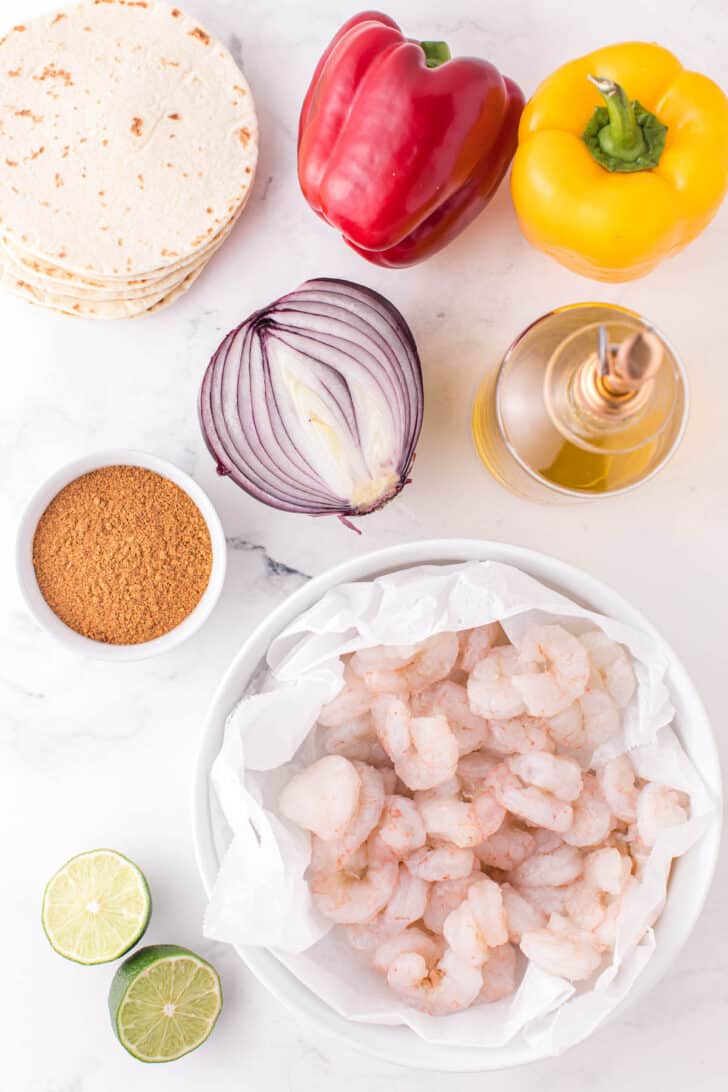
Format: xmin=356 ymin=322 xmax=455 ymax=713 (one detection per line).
xmin=472 ymin=304 xmax=688 ymax=503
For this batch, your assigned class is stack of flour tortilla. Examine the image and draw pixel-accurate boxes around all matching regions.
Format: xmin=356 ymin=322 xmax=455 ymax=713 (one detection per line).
xmin=0 ymin=1 xmax=258 ymax=318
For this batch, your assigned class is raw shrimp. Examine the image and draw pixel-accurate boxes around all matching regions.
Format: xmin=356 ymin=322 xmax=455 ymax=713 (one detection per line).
xmin=593 ymin=876 xmax=638 ymax=950
xmin=311 ymin=860 xmax=399 ymax=924
xmin=359 ymin=633 xmax=459 ymax=694
xmin=323 ymin=715 xmax=389 ymax=766
xmin=472 ymin=791 xmax=507 ymax=840
xmin=509 ymin=844 xmax=583 ymax=888
xmin=386 ymin=947 xmax=483 ymax=1016
xmin=459 ymin=623 xmax=503 ymax=674
xmin=506 ymin=753 xmax=583 ymax=803
xmin=457 ymin=750 xmax=501 ymax=797
xmin=349 ymin=643 xmax=419 ymax=676
xmin=488 ymin=715 xmax=554 ymax=755
xmin=563 ymin=774 xmax=613 ymax=847
xmin=477 ymin=942 xmax=518 ymax=1003
xmin=519 ymin=884 xmax=569 ymax=915
xmin=423 ymin=872 xmax=484 ymax=935
xmin=318 ymin=667 xmax=372 ymax=727
xmin=373 ymin=926 xmax=443 ymax=974
xmin=475 ymin=819 xmax=536 ymax=871
xmin=467 ymin=646 xmax=530 ymax=720
xmin=580 ymin=630 xmax=636 ymax=709
xmin=486 ymin=763 xmax=574 ymax=833
xmin=636 ymin=782 xmax=689 ymax=847
xmin=565 ymin=847 xmax=632 ymax=931
xmin=597 ymin=755 xmax=639 ymax=822
xmin=512 ymin=625 xmax=590 ymax=717
xmin=381 ymin=865 xmax=429 ymax=932
xmin=532 ymin=828 xmax=563 ymax=854
xmin=407 ymin=845 xmax=476 ymax=882
xmin=500 ymin=884 xmax=547 ymax=941
xmin=279 ymin=755 xmax=361 ymax=841
xmin=547 ymin=703 xmax=586 ymax=750
xmin=520 ymin=925 xmax=602 ymax=982
xmin=371 ymin=795 xmax=427 ymax=861
xmin=308 ymin=763 xmax=385 ymax=871
xmin=443 ymin=877 xmax=509 ymax=966
xmin=372 ymin=695 xmax=459 ymax=791
xmin=413 ymin=681 xmax=490 ymax=755
xmin=416 ymin=794 xmax=482 ymax=848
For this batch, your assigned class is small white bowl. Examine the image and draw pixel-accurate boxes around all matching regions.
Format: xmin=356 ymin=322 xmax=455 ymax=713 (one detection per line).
xmin=16 ymin=449 xmax=227 ymax=661
xmin=193 ymin=538 xmax=721 ymax=1071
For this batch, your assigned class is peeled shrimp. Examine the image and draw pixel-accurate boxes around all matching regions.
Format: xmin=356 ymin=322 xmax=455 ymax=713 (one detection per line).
xmin=406 ymin=845 xmax=475 ymax=882
xmin=358 ymin=632 xmax=459 ymax=694
xmin=547 ymin=703 xmax=586 ymax=750
xmin=423 ymin=872 xmax=484 ymax=935
xmin=467 ymin=646 xmax=530 ymax=720
xmin=311 ymin=860 xmax=398 ymax=924
xmin=477 ymin=942 xmax=518 ymax=1003
xmin=475 ymin=818 xmax=536 ymax=871
xmin=371 ymin=795 xmax=427 ymax=861
xmin=509 ymin=844 xmax=583 ymax=888
xmin=308 ymin=763 xmax=385 ymax=871
xmin=457 ymin=750 xmax=501 ymax=797
xmin=597 ymin=755 xmax=639 ymax=823
xmin=318 ymin=667 xmax=372 ymax=727
xmin=506 ymin=752 xmax=583 ymax=803
xmin=381 ymin=865 xmax=429 ymax=932
xmin=520 ymin=925 xmax=602 ymax=982
xmin=386 ymin=946 xmax=483 ymax=1016
xmin=372 ymin=695 xmax=459 ymax=791
xmin=486 ymin=763 xmax=574 ymax=833
xmin=413 ymin=681 xmax=490 ymax=755
xmin=373 ymin=926 xmax=443 ymax=974
xmin=323 ymin=715 xmax=389 ymax=766
xmin=488 ymin=714 xmax=554 ymax=756
xmin=416 ymin=793 xmax=482 ymax=848
xmin=279 ymin=755 xmax=361 ymax=841
xmin=580 ymin=630 xmax=636 ymax=709
xmin=636 ymin=782 xmax=689 ymax=847
xmin=500 ymin=883 xmax=547 ymax=941
xmin=459 ymin=623 xmax=503 ymax=674
xmin=519 ymin=884 xmax=569 ymax=915
xmin=512 ymin=625 xmax=590 ymax=717
xmin=563 ymin=773 xmax=613 ymax=847
xmin=443 ymin=876 xmax=509 ymax=966
xmin=565 ymin=848 xmax=632 ymax=931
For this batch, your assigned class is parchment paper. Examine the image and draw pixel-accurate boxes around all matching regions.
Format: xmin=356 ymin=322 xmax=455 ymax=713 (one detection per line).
xmin=204 ymin=561 xmax=716 ymax=1053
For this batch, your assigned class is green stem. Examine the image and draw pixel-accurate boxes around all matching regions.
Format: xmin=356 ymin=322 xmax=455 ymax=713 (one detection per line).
xmin=582 ymin=76 xmax=668 ymax=173
xmin=588 ymin=76 xmax=646 ymax=162
xmin=420 ymin=40 xmax=451 ymax=68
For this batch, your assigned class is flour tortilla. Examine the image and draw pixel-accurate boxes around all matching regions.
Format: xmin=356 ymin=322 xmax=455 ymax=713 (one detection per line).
xmin=0 ymin=1 xmax=258 ymax=278
xmin=0 ymin=194 xmax=243 ymax=300
xmin=0 ymin=249 xmax=205 ymax=317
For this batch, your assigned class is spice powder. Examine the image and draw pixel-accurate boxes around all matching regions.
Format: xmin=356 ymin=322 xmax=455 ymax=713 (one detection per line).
xmin=32 ymin=465 xmax=213 ymax=644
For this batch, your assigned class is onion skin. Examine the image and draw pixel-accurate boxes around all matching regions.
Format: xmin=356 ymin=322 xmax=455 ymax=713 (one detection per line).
xmin=198 ymin=278 xmax=423 ymax=525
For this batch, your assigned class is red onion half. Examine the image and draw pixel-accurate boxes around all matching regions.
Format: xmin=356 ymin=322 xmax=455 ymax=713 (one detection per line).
xmin=199 ymin=278 xmax=423 ymax=524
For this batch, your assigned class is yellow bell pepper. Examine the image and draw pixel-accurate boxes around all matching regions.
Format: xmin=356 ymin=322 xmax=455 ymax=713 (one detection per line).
xmin=511 ymin=42 xmax=728 ymax=281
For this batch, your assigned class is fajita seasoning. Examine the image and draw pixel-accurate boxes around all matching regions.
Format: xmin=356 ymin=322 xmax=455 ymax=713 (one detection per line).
xmin=32 ymin=465 xmax=212 ymax=644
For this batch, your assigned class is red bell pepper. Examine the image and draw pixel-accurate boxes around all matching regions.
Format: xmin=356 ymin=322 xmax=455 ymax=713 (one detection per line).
xmin=298 ymin=11 xmax=525 ymax=267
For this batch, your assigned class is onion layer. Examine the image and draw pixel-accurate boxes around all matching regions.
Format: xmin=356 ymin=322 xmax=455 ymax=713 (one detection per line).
xmin=199 ymin=278 xmax=423 ymax=523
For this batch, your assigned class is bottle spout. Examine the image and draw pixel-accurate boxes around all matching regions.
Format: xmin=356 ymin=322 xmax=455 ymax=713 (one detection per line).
xmin=600 ymin=328 xmax=664 ymax=396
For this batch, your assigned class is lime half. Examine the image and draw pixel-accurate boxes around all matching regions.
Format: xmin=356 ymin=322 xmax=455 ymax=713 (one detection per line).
xmin=109 ymin=945 xmax=223 ymax=1063
xmin=42 ymin=849 xmax=150 ymax=965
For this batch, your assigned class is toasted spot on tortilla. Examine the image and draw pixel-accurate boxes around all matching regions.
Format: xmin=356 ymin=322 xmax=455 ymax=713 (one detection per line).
xmin=5 ymin=159 xmax=18 ymax=166
xmin=33 ymin=64 xmax=73 ymax=86
xmin=51 ymin=13 xmax=67 ymax=23
xmin=167 ymin=112 xmax=180 ymax=120
xmin=238 ymin=127 xmax=251 ymax=146
xmin=130 ymin=116 xmax=143 ymax=136
xmin=54 ymin=173 xmax=64 ymax=187
xmin=189 ymin=27 xmax=210 ymax=44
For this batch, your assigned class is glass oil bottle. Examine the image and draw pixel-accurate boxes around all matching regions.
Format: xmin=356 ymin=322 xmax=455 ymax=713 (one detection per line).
xmin=472 ymin=303 xmax=688 ymax=502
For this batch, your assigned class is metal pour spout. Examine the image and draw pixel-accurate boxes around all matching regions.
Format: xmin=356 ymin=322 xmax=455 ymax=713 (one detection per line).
xmin=575 ymin=325 xmax=665 ymax=422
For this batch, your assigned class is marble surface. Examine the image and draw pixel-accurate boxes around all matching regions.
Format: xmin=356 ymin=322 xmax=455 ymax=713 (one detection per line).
xmin=1 ymin=0 xmax=726 ymax=1088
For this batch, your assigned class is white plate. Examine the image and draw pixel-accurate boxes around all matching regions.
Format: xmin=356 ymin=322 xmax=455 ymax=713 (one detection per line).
xmin=193 ymin=539 xmax=721 ymax=1071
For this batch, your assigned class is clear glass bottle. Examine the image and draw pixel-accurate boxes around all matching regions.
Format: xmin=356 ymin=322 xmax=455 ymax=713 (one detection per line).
xmin=472 ymin=303 xmax=689 ymax=502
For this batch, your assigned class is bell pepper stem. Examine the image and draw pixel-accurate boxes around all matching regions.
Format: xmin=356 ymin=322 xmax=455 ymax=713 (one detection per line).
xmin=420 ymin=40 xmax=451 ymax=68
xmin=588 ymin=76 xmax=647 ymax=161
xmin=582 ymin=76 xmax=667 ymax=173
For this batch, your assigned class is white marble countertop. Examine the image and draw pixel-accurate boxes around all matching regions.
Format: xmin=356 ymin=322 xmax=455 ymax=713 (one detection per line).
xmin=2 ymin=0 xmax=726 ymax=1088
